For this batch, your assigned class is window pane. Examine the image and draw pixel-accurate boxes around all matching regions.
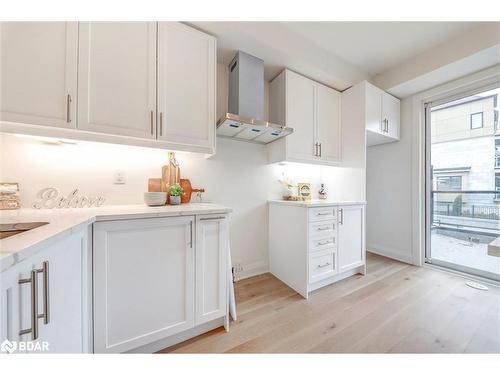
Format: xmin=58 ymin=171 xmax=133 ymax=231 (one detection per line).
xmin=437 ymin=177 xmax=450 ymax=190
xmin=471 ymin=112 xmax=483 ymax=129
xmin=450 ymin=176 xmax=462 ymax=190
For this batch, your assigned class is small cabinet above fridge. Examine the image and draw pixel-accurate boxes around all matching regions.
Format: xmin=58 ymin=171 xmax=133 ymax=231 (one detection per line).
xmin=345 ymin=80 xmax=401 ymax=147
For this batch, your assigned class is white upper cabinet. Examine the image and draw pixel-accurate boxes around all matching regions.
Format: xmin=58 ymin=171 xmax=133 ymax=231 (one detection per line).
xmin=0 ymin=22 xmax=78 ymax=128
xmin=268 ymin=69 xmax=341 ymax=166
xmin=283 ymin=70 xmax=316 ymax=162
xmin=382 ymin=91 xmax=400 ymax=139
xmin=365 ymin=81 xmax=383 ymax=134
xmin=315 ymin=83 xmax=341 ymax=163
xmin=78 ymin=22 xmax=157 ymax=139
xmin=1 ymin=22 xmax=216 ymax=154
xmin=363 ymin=81 xmax=400 ymax=146
xmin=157 ymin=22 xmax=216 ymax=153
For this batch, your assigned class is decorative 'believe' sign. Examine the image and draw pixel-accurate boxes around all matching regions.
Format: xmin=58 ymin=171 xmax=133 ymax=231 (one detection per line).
xmin=32 ymin=187 xmax=106 ymax=209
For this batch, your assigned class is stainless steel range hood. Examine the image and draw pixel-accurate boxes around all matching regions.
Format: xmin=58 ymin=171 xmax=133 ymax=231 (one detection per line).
xmin=217 ymin=51 xmax=293 ymax=144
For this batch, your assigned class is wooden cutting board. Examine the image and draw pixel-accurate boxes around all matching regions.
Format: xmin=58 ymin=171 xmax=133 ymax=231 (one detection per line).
xmin=149 ymin=178 xmax=204 ymax=204
xmin=180 ymin=179 xmax=205 ymax=204
xmin=148 ymin=178 xmax=162 ymax=193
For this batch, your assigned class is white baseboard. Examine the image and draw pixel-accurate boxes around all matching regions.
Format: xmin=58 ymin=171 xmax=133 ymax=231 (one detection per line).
xmin=127 ymin=318 xmax=225 ymax=353
xmin=367 ymin=244 xmax=415 ymax=265
xmin=235 ymin=260 xmax=269 ymax=281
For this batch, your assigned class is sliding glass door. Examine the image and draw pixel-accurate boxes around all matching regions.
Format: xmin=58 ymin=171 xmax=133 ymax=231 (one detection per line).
xmin=425 ymin=85 xmax=500 ymax=281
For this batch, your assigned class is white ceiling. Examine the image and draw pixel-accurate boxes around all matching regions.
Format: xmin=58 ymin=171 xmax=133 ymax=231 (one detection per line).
xmin=281 ymin=22 xmax=481 ymax=76
xmin=190 ymin=21 xmax=481 ymax=91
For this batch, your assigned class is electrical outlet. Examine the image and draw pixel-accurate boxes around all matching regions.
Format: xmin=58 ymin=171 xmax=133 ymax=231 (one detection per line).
xmin=113 ymin=171 xmax=126 ymax=185
xmin=233 ymin=263 xmax=243 ymax=274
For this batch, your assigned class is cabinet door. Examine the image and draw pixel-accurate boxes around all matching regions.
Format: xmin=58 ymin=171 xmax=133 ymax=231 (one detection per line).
xmin=31 ymin=230 xmax=85 ymax=353
xmin=382 ymin=92 xmax=400 ymax=139
xmin=195 ymin=215 xmax=228 ymax=325
xmin=78 ymin=22 xmax=156 ymax=139
xmin=338 ymin=205 xmax=365 ymax=273
xmin=93 ymin=216 xmax=195 ymax=353
xmin=315 ymin=84 xmax=341 ymax=163
xmin=0 ymin=22 xmax=78 ymax=128
xmin=285 ymin=71 xmax=316 ymax=161
xmin=157 ymin=22 xmax=216 ymax=152
xmin=1 ymin=230 xmax=85 ymax=354
xmin=0 ymin=265 xmax=21 ymax=347
xmin=365 ymin=82 xmax=383 ymax=134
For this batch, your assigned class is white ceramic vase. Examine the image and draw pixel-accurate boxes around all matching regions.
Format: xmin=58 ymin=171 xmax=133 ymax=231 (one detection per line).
xmin=170 ymin=195 xmax=181 ymax=205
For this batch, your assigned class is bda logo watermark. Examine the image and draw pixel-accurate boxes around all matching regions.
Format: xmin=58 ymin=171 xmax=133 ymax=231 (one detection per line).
xmin=1 ymin=339 xmax=49 ymax=353
xmin=1 ymin=339 xmax=16 ymax=353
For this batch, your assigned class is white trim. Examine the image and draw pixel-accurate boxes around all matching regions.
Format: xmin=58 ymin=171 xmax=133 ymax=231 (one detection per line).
xmin=366 ymin=248 xmax=414 ymax=265
xmin=126 ymin=317 xmax=225 ymax=353
xmin=234 ymin=260 xmax=269 ymax=281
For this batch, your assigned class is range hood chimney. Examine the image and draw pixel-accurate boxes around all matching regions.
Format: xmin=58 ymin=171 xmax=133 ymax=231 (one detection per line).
xmin=217 ymin=51 xmax=293 ymax=144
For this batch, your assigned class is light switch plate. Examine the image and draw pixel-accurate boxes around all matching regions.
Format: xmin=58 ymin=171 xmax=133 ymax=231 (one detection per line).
xmin=113 ymin=171 xmax=126 ymax=185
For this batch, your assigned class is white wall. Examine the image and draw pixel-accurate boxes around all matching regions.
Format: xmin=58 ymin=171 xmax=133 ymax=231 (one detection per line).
xmin=0 ymin=63 xmax=365 ymax=280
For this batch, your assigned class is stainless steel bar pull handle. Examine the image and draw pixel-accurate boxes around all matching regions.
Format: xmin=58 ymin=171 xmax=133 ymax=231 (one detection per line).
xmin=18 ymin=269 xmax=39 ymax=340
xmin=189 ymin=221 xmax=193 ymax=248
xmin=319 ymin=143 xmax=322 ymax=157
xmin=339 ymin=208 xmax=344 ymax=225
xmin=66 ymin=94 xmax=72 ymax=123
xmin=150 ymin=110 xmax=154 ymax=135
xmin=39 ymin=261 xmax=49 ymax=325
xmin=199 ymin=216 xmax=226 ymax=221
xmin=159 ymin=112 xmax=163 ymax=136
xmin=314 ymin=142 xmax=318 ymax=157
xmin=317 ymin=262 xmax=331 ymax=269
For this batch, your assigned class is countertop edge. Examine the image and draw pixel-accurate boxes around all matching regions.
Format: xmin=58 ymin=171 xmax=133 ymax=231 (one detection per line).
xmin=268 ymin=200 xmax=367 ymax=207
xmin=1 ymin=204 xmax=232 ymax=272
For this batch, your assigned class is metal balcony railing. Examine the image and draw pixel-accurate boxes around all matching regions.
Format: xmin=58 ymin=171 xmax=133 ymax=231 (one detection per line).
xmin=431 ymin=191 xmax=500 ymax=235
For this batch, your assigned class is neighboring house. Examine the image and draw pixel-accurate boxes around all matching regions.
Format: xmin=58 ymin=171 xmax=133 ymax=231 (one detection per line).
xmin=431 ymin=93 xmax=499 ymax=207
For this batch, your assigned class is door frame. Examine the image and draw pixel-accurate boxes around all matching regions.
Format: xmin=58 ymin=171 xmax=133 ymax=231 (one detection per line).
xmin=423 ymin=81 xmax=500 ymax=281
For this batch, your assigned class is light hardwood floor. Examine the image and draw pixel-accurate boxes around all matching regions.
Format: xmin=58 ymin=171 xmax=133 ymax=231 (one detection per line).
xmin=159 ymin=253 xmax=500 ymax=353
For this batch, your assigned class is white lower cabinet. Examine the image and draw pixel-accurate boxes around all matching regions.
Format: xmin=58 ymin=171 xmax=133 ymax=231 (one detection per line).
xmin=269 ymin=202 xmax=365 ymax=298
xmin=92 ymin=214 xmax=228 ymax=353
xmin=195 ymin=215 xmax=228 ymax=325
xmin=338 ymin=205 xmax=365 ymax=273
xmin=0 ymin=228 xmax=88 ymax=353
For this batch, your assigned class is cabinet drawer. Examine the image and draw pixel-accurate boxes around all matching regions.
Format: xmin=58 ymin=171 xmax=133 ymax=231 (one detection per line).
xmin=309 ymin=220 xmax=336 ymax=238
xmin=309 ymin=235 xmax=336 ymax=253
xmin=309 ymin=249 xmax=336 ymax=283
xmin=308 ymin=206 xmax=336 ymax=222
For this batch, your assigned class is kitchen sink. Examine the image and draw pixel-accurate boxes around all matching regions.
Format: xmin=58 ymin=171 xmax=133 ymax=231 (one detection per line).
xmin=0 ymin=222 xmax=49 ymax=239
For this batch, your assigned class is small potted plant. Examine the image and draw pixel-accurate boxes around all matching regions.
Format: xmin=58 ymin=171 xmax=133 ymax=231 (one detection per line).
xmin=168 ymin=183 xmax=183 ymax=205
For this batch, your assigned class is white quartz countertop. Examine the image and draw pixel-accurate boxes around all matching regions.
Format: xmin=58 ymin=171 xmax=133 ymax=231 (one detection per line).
xmin=268 ymin=199 xmax=367 ymax=207
xmin=0 ymin=203 xmax=231 ymax=272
